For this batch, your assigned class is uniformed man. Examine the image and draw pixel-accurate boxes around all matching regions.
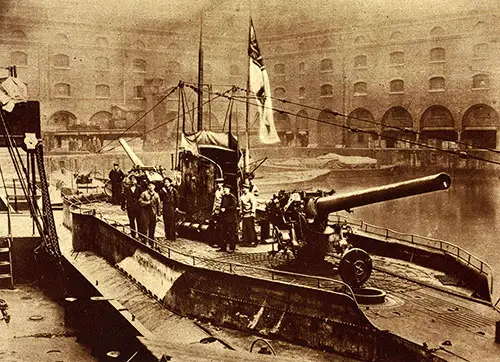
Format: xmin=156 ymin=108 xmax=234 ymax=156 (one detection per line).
xmin=121 ymin=175 xmax=142 ymax=238
xmin=159 ymin=177 xmax=179 ymax=241
xmin=138 ymin=182 xmax=160 ymax=245
xmin=240 ymin=180 xmax=257 ymax=246
xmin=218 ymin=183 xmax=238 ymax=253
xmin=210 ymin=177 xmax=224 ymax=248
xmin=109 ymin=163 xmax=125 ymax=205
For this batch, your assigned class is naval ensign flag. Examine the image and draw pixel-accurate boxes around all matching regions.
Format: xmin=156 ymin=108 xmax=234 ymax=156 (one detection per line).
xmin=248 ymin=19 xmax=280 ymax=144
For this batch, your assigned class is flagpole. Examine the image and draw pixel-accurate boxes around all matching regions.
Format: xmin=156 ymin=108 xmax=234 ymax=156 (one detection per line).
xmin=244 ymin=10 xmax=252 ymax=176
xmin=197 ymin=13 xmax=204 ymax=131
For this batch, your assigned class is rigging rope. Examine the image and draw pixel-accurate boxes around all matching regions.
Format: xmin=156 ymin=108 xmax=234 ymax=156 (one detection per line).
xmin=227 ymin=85 xmax=500 ymax=157
xmin=195 ymin=85 xmax=500 ymax=167
xmin=96 ymin=84 xmax=180 ymax=153
xmin=99 ymin=90 xmax=229 ymax=153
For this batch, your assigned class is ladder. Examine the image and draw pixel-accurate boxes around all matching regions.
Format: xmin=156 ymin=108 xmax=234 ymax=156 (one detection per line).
xmin=0 ymin=237 xmax=13 ymax=289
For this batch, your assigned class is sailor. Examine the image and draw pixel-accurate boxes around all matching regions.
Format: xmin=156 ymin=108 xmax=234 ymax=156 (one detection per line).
xmin=121 ymin=175 xmax=142 ymax=238
xmin=109 ymin=163 xmax=125 ymax=205
xmin=159 ymin=177 xmax=179 ymax=241
xmin=218 ymin=182 xmax=238 ymax=253
xmin=210 ymin=177 xmax=224 ymax=248
xmin=138 ymin=182 xmax=160 ymax=245
xmin=240 ymin=180 xmax=257 ymax=246
xmin=247 ymin=173 xmax=260 ymax=197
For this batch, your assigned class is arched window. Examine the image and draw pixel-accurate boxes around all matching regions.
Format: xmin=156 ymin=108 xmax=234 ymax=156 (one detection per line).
xmin=354 ymin=82 xmax=367 ymax=96
xmin=55 ymin=83 xmax=71 ymax=97
xmin=473 ymin=21 xmax=487 ymax=35
xmin=430 ymin=26 xmax=444 ymax=37
xmin=389 ymin=79 xmax=404 ymax=93
xmin=166 ymin=61 xmax=181 ymax=74
xmin=274 ymin=45 xmax=284 ymax=53
xmin=320 ymin=59 xmax=333 ymax=71
xmin=11 ymin=30 xmax=27 ymax=40
xmin=229 ymin=64 xmax=240 ymax=76
xmin=134 ymin=40 xmax=146 ymax=49
xmin=274 ymin=63 xmax=285 ymax=75
xmin=390 ymin=31 xmax=402 ymax=40
xmin=472 ymin=74 xmax=489 ymax=89
xmin=133 ymin=85 xmax=144 ymax=99
xmin=354 ymin=35 xmax=366 ymax=44
xmin=430 ymin=47 xmax=445 ymax=62
xmin=11 ymin=51 xmax=28 ymax=66
xmin=320 ymin=84 xmax=333 ymax=97
xmin=274 ymin=87 xmax=286 ymax=98
xmin=298 ymin=87 xmax=306 ymax=99
xmin=95 ymin=56 xmax=109 ymax=70
xmin=55 ymin=33 xmax=69 ymax=43
xmin=390 ymin=51 xmax=404 ymax=65
xmin=89 ymin=111 xmax=112 ymax=128
xmin=133 ymin=59 xmax=146 ymax=72
xmin=95 ymin=84 xmax=110 ymax=98
xmin=298 ymin=62 xmax=306 ymax=73
xmin=53 ymin=54 xmax=69 ymax=68
xmin=473 ymin=43 xmax=487 ymax=59
xmin=96 ymin=37 xmax=108 ymax=47
xmin=429 ymin=77 xmax=445 ymax=91
xmin=354 ymin=55 xmax=367 ymax=68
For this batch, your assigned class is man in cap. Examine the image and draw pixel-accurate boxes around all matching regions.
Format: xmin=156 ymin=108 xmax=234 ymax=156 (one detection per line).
xmin=121 ymin=175 xmax=142 ymax=238
xmin=109 ymin=162 xmax=125 ymax=205
xmin=210 ymin=177 xmax=224 ymax=248
xmin=159 ymin=177 xmax=179 ymax=241
xmin=240 ymin=179 xmax=257 ymax=246
xmin=138 ymin=182 xmax=160 ymax=245
xmin=219 ymin=182 xmax=238 ymax=253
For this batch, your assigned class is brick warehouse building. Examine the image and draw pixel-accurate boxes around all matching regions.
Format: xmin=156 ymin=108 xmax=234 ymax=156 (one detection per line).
xmin=0 ymin=1 xmax=250 ymax=156
xmin=1 ymin=0 xmax=500 ymax=160
xmin=258 ymin=1 xmax=500 ymax=151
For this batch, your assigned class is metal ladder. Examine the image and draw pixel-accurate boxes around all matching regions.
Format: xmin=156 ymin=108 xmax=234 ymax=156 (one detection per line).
xmin=0 ymin=236 xmax=13 ymax=289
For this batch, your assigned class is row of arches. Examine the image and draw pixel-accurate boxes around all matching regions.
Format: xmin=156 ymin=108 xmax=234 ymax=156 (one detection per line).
xmin=43 ymin=103 xmax=500 ymax=152
xmin=242 ymin=104 xmax=499 ymax=149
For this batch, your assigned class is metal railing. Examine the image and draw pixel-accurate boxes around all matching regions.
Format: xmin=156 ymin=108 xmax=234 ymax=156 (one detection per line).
xmin=330 ymin=213 xmax=494 ymax=294
xmin=68 ymin=200 xmax=357 ymax=302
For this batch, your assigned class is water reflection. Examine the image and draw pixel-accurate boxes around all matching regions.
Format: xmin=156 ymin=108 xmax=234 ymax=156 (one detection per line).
xmin=259 ymin=173 xmax=500 ymax=273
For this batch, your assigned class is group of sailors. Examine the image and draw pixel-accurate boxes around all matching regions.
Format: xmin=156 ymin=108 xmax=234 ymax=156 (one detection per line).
xmin=109 ymin=163 xmax=261 ymax=253
xmin=210 ymin=176 xmax=260 ymax=253
xmin=108 ymin=163 xmax=179 ymax=245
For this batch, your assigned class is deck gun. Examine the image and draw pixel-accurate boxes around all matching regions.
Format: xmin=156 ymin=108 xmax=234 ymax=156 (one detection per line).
xmin=117 ymin=138 xmax=164 ymax=186
xmin=267 ymin=173 xmax=451 ymax=287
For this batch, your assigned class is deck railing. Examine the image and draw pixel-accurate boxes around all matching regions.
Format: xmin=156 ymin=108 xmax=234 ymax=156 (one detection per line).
xmin=68 ymin=201 xmax=357 ymax=302
xmin=330 ymin=213 xmax=494 ymax=294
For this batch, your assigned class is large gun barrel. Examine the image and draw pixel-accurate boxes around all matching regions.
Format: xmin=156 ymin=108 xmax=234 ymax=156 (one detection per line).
xmin=118 ymin=138 xmax=145 ymax=167
xmin=305 ymin=173 xmax=451 ymax=219
xmin=118 ymin=138 xmax=163 ymax=183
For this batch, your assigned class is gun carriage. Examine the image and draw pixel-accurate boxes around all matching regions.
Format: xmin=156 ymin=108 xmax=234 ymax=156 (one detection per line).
xmin=265 ymin=173 xmax=451 ymax=287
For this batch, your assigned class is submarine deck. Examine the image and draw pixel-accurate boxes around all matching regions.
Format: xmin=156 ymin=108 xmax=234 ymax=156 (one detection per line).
xmin=71 ymin=201 xmax=500 ymax=362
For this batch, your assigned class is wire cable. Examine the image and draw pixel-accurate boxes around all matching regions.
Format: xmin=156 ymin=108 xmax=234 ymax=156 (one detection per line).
xmin=198 ymin=85 xmax=500 ymax=166
xmin=96 ymin=84 xmax=179 ymax=153
xmin=228 ymin=85 xmax=500 ymax=156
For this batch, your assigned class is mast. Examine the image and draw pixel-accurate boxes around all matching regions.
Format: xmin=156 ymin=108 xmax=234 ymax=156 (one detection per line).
xmin=197 ymin=14 xmax=204 ymax=131
xmin=244 ymin=11 xmax=252 ymax=175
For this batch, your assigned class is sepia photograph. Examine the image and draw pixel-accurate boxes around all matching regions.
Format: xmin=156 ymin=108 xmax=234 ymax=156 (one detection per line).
xmin=0 ymin=0 xmax=499 ymax=360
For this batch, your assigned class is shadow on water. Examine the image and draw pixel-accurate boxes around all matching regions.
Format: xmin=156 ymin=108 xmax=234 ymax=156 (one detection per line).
xmin=259 ymin=172 xmax=500 ymax=274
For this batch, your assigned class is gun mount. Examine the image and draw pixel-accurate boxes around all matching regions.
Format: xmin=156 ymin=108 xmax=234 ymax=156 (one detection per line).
xmin=266 ymin=173 xmax=451 ymax=287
